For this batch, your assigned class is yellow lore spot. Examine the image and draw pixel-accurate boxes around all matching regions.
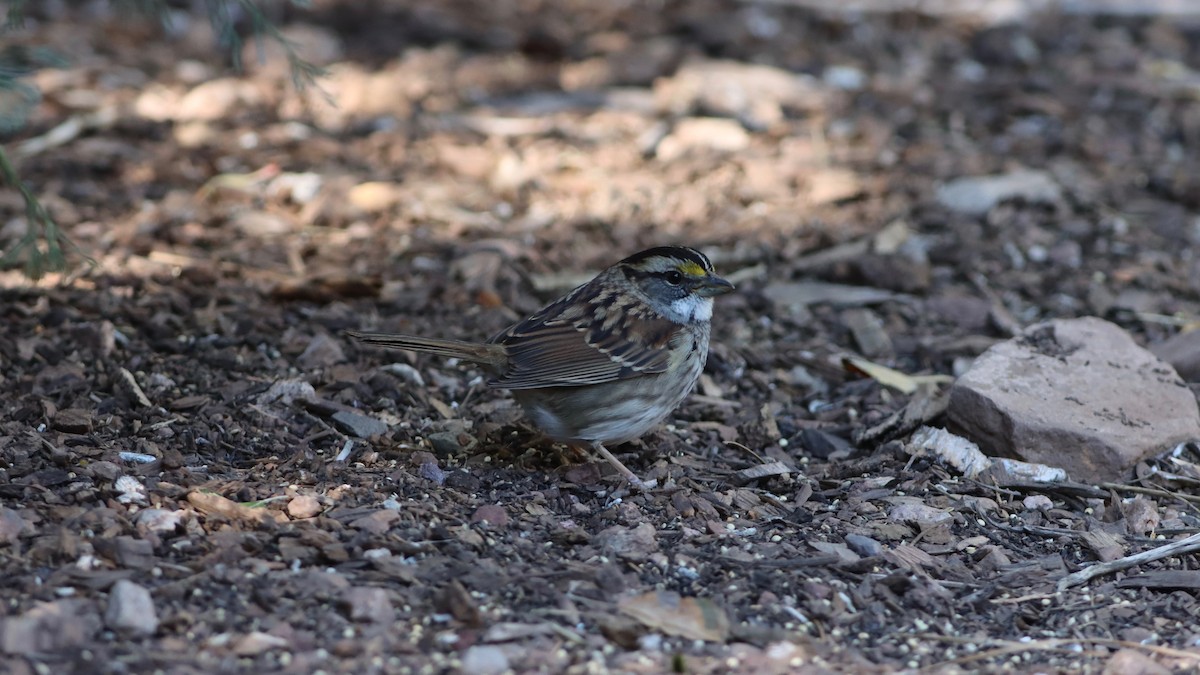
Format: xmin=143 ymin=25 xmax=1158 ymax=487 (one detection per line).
xmin=678 ymin=261 xmax=706 ymax=277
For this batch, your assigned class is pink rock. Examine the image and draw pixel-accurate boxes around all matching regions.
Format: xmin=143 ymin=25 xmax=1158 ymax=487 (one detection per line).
xmin=948 ymin=318 xmax=1200 ymax=482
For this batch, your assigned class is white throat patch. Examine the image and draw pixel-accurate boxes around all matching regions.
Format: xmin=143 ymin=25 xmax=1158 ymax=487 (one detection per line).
xmin=666 ymin=295 xmax=714 ymax=324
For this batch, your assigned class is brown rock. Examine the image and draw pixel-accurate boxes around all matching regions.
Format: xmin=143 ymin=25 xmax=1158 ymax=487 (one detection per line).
xmin=349 ymin=510 xmax=400 ymax=535
xmin=104 ymin=580 xmax=158 ymax=636
xmin=1102 ymin=648 xmax=1171 ymax=675
xmin=948 ymin=318 xmax=1200 ymax=482
xmin=340 ymin=587 xmax=393 ymax=624
xmin=51 ymin=403 xmax=92 ymax=429
xmin=470 ymin=505 xmax=509 ymax=528
xmin=287 ymin=495 xmax=323 ymax=519
xmin=596 ymin=522 xmax=658 ymax=561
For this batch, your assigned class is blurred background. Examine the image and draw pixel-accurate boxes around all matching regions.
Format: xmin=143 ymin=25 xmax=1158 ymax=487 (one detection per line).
xmin=3 ymin=1 xmax=1200 ymax=671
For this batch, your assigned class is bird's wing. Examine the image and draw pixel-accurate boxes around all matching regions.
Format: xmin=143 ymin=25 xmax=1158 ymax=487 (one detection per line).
xmin=487 ymin=281 xmax=681 ymax=390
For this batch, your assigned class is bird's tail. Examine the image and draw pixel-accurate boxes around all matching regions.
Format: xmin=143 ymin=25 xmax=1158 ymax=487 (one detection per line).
xmin=346 ymin=330 xmax=506 ymax=369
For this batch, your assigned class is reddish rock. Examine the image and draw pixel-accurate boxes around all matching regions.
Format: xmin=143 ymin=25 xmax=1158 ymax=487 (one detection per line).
xmin=948 ymin=318 xmax=1200 ymax=483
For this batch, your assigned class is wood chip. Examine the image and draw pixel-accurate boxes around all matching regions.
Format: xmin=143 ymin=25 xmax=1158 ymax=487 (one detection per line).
xmin=734 ymin=461 xmax=792 ymax=483
xmin=116 ymin=367 xmax=153 ymax=408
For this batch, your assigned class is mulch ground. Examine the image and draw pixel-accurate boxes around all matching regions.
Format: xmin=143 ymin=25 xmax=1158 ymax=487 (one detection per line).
xmin=2 ymin=1 xmax=1200 ymax=673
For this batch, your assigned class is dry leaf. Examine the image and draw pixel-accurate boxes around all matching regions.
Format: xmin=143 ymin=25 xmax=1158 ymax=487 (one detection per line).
xmin=187 ymin=492 xmax=287 ymax=524
xmin=842 ymin=356 xmax=918 ymax=394
xmin=618 ymin=591 xmax=730 ymax=642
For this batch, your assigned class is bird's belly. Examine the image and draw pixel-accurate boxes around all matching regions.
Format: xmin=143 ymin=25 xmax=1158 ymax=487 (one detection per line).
xmin=513 ymin=355 xmax=704 ymax=446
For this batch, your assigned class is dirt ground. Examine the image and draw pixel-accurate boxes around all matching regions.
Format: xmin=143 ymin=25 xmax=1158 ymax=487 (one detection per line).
xmin=3 ymin=1 xmax=1200 ymax=673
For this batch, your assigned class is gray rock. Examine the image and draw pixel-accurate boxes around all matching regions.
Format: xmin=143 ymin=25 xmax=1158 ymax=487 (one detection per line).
xmin=936 ymin=169 xmax=1063 ymax=216
xmin=331 ymin=411 xmax=388 ymax=439
xmin=461 ymin=645 xmax=510 ymax=675
xmin=844 ymin=533 xmax=883 ymax=558
xmin=258 ymin=379 xmax=317 ymax=406
xmin=86 ymin=460 xmax=122 ymax=482
xmin=340 ymin=587 xmax=393 ymax=624
xmin=948 ymin=317 xmax=1200 ymax=482
xmin=113 ymin=536 xmax=155 ymax=569
xmin=427 ymin=431 xmax=466 ymax=456
xmin=298 ymin=333 xmax=346 ymax=369
xmin=1 ymin=599 xmax=101 ymax=656
xmin=0 ymin=508 xmax=28 ymax=546
xmin=105 ymin=580 xmax=158 ymax=636
xmin=418 ymin=460 xmax=447 ymax=486
xmin=1151 ymin=329 xmax=1200 ymax=382
xmin=841 ymin=308 xmax=893 ymax=359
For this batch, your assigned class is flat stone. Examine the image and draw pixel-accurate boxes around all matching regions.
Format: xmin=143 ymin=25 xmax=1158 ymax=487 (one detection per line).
xmin=113 ymin=536 xmax=155 ymax=569
xmin=331 ymin=411 xmax=388 ymax=439
xmin=287 ymin=495 xmax=323 ymax=519
xmin=349 ymin=509 xmax=400 ymax=535
xmin=1150 ymin=329 xmax=1200 ymax=382
xmin=470 ymin=505 xmax=509 ymax=528
xmin=297 ymin=333 xmax=346 ymax=369
xmin=841 ymin=308 xmax=893 ymax=359
xmin=233 ymin=630 xmax=291 ymax=656
xmin=105 ymin=580 xmax=158 ymax=636
xmin=1 ymin=599 xmax=101 ymax=656
xmin=0 ymin=507 xmax=29 ymax=546
xmin=427 ymin=431 xmax=470 ymax=456
xmin=844 ymin=534 xmax=883 ymax=558
xmin=340 ymin=587 xmax=393 ymax=624
xmin=257 ymin=379 xmax=317 ymax=406
xmin=461 ymin=645 xmax=510 ymax=675
xmin=51 ymin=408 xmax=93 ymax=434
xmin=948 ymin=317 xmax=1200 ymax=482
xmin=936 ymin=169 xmax=1063 ymax=216
xmin=596 ymin=522 xmax=658 ymax=562
xmin=87 ymin=460 xmax=122 ymax=482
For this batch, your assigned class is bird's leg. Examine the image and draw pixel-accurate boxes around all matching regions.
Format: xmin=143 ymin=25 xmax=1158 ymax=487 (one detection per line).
xmin=589 ymin=441 xmax=657 ymax=490
xmin=558 ymin=444 xmax=591 ymax=464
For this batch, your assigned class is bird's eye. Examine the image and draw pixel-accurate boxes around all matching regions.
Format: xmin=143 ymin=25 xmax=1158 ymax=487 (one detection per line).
xmin=664 ymin=270 xmax=683 ymax=285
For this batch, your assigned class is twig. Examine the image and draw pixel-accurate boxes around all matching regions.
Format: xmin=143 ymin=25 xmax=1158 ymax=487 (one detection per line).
xmin=920 ymin=634 xmax=1200 ymax=668
xmin=1057 ymin=532 xmax=1200 ymax=591
xmin=13 ymin=105 xmax=119 ymax=158
xmin=1099 ymin=482 xmax=1200 ymax=505
xmin=724 ymin=440 xmax=766 ymax=464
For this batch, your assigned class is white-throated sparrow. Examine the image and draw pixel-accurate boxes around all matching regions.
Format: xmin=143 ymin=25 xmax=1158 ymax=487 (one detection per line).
xmin=349 ymin=246 xmax=734 ymax=488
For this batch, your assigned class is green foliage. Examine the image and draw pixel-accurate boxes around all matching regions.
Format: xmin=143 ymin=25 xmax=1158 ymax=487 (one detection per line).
xmin=0 ymin=146 xmax=92 ymax=279
xmin=0 ymin=43 xmax=78 ymax=279
xmin=212 ymin=0 xmax=323 ymax=93
xmin=5 ymin=0 xmax=29 ymax=29
xmin=0 ymin=0 xmax=322 ymax=280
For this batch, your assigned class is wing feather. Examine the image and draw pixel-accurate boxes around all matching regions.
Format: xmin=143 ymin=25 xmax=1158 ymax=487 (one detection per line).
xmin=486 ymin=279 xmax=680 ymax=390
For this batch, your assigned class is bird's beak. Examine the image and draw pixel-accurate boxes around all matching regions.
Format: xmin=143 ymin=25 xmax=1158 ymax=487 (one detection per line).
xmin=695 ymin=274 xmax=735 ymax=297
